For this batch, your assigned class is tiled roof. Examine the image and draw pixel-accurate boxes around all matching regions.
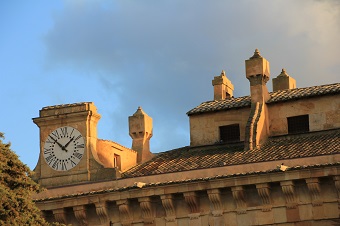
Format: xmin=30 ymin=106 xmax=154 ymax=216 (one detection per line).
xmin=35 ymin=161 xmax=340 ymax=202
xmin=122 ymin=129 xmax=340 ymax=178
xmin=187 ymin=83 xmax=340 ymax=115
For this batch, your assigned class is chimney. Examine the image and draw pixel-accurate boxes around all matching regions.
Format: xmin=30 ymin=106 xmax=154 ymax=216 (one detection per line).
xmin=129 ymin=106 xmax=153 ymax=164
xmin=245 ymin=49 xmax=270 ymax=103
xmin=212 ymin=70 xmax=234 ymax=100
xmin=272 ymin=68 xmax=296 ymax=91
xmin=244 ymin=49 xmax=270 ymax=150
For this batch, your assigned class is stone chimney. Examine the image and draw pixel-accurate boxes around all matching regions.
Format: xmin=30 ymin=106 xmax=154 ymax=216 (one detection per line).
xmin=129 ymin=106 xmax=153 ymax=164
xmin=212 ymin=70 xmax=234 ymax=100
xmin=244 ymin=49 xmax=270 ymax=150
xmin=272 ymin=68 xmax=296 ymax=91
xmin=245 ymin=49 xmax=270 ymax=103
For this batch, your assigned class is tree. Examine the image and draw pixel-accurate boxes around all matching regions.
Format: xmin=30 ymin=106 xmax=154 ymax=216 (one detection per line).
xmin=0 ymin=132 xmax=48 ymax=225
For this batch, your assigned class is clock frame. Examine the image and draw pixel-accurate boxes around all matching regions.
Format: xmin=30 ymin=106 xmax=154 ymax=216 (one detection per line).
xmin=43 ymin=126 xmax=85 ymax=171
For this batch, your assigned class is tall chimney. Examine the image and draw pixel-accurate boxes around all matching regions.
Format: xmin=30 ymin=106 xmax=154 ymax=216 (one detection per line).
xmin=245 ymin=49 xmax=270 ymax=103
xmin=129 ymin=107 xmax=153 ymax=164
xmin=244 ymin=49 xmax=270 ymax=150
xmin=212 ymin=70 xmax=234 ymax=100
xmin=272 ymin=68 xmax=296 ymax=91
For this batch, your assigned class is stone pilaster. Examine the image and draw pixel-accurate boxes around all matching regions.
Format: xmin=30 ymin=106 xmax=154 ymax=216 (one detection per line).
xmin=280 ymin=180 xmax=297 ymax=209
xmin=73 ymin=205 xmax=88 ymax=226
xmin=306 ymin=178 xmax=322 ymax=206
xmin=117 ymin=199 xmax=132 ymax=226
xmin=231 ymin=186 xmax=247 ymax=214
xmin=256 ymin=183 xmax=271 ymax=211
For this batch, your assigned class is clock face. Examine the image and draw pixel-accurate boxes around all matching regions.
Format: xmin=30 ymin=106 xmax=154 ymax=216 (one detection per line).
xmin=43 ymin=126 xmax=85 ymax=171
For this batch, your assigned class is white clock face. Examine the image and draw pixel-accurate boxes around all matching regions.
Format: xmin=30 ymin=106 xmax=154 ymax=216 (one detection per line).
xmin=43 ymin=126 xmax=85 ymax=171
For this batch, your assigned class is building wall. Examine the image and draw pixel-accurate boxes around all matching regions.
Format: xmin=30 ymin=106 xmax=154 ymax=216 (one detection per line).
xmin=189 ymin=107 xmax=250 ymax=146
xmin=97 ymin=139 xmax=137 ymax=171
xmin=268 ymin=95 xmax=340 ymax=136
xmin=36 ymin=165 xmax=340 ymax=226
xmin=189 ymin=94 xmax=339 ymax=146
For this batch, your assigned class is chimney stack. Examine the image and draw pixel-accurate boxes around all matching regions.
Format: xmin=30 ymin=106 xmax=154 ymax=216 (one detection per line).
xmin=244 ymin=49 xmax=270 ymax=150
xmin=129 ymin=107 xmax=153 ymax=164
xmin=212 ymin=70 xmax=234 ymax=100
xmin=272 ymin=68 xmax=296 ymax=91
xmin=245 ymin=49 xmax=270 ymax=103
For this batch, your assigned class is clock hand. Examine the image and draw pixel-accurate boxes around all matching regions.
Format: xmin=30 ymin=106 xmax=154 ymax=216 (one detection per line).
xmin=63 ymin=137 xmax=74 ymax=150
xmin=49 ymin=136 xmax=65 ymax=150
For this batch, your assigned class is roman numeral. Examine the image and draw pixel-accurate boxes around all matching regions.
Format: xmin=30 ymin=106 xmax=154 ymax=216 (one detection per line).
xmin=73 ymin=152 xmax=83 ymax=159
xmin=45 ymin=137 xmax=54 ymax=143
xmin=52 ymin=159 xmax=59 ymax=170
xmin=74 ymin=135 xmax=82 ymax=142
xmin=62 ymin=161 xmax=67 ymax=171
xmin=70 ymin=159 xmax=77 ymax=167
xmin=60 ymin=127 xmax=68 ymax=137
xmin=69 ymin=128 xmax=75 ymax=137
xmin=76 ymin=144 xmax=84 ymax=149
xmin=44 ymin=148 xmax=52 ymax=155
xmin=51 ymin=130 xmax=60 ymax=139
xmin=45 ymin=154 xmax=55 ymax=163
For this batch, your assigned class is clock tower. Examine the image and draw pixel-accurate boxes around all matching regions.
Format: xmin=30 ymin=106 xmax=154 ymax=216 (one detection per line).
xmin=32 ymin=102 xmax=118 ymax=187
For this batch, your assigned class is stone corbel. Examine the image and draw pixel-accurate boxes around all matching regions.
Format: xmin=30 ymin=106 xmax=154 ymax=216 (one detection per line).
xmin=256 ymin=183 xmax=272 ymax=211
xmin=184 ymin=191 xmax=200 ymax=214
xmin=161 ymin=194 xmax=176 ymax=222
xmin=333 ymin=176 xmax=340 ymax=208
xmin=231 ymin=186 xmax=247 ymax=214
xmin=207 ymin=189 xmax=223 ymax=216
xmin=306 ymin=178 xmax=322 ymax=206
xmin=139 ymin=197 xmax=155 ymax=224
xmin=95 ymin=202 xmax=108 ymax=224
xmin=117 ymin=199 xmax=132 ymax=226
xmin=280 ymin=180 xmax=297 ymax=208
xmin=53 ymin=208 xmax=67 ymax=224
xmin=73 ymin=205 xmax=88 ymax=226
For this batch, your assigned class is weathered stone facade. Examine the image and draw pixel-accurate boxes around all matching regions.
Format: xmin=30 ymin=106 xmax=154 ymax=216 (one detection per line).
xmin=33 ymin=50 xmax=340 ymax=225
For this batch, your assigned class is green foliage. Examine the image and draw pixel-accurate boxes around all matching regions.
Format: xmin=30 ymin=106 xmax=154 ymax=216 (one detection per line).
xmin=0 ymin=133 xmax=48 ymax=226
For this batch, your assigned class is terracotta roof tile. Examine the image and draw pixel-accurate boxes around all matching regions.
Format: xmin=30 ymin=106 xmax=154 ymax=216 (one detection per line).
xmin=122 ymin=129 xmax=340 ymax=178
xmin=35 ymin=161 xmax=340 ymax=202
xmin=187 ymin=83 xmax=340 ymax=115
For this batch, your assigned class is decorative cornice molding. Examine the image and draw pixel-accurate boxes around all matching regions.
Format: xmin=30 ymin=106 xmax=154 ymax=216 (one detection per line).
xmin=73 ymin=205 xmax=88 ymax=226
xmin=280 ymin=180 xmax=297 ymax=208
xmin=160 ymin=194 xmax=176 ymax=221
xmin=95 ymin=202 xmax=108 ymax=224
xmin=184 ymin=191 xmax=200 ymax=214
xmin=117 ymin=199 xmax=132 ymax=226
xmin=306 ymin=178 xmax=322 ymax=206
xmin=207 ymin=189 xmax=223 ymax=216
xmin=333 ymin=176 xmax=340 ymax=209
xmin=139 ymin=197 xmax=155 ymax=224
xmin=256 ymin=183 xmax=271 ymax=211
xmin=231 ymin=186 xmax=247 ymax=214
xmin=53 ymin=208 xmax=67 ymax=224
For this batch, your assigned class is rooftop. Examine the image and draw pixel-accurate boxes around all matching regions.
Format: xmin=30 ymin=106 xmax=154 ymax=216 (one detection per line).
xmin=187 ymin=83 xmax=340 ymax=115
xmin=122 ymin=128 xmax=340 ymax=178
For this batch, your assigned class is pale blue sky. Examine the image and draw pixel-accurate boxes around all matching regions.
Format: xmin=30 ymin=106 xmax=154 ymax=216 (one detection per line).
xmin=1 ymin=0 xmax=339 ymax=170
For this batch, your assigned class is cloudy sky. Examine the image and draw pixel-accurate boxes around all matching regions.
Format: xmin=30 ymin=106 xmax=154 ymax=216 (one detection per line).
xmin=1 ymin=0 xmax=339 ymax=170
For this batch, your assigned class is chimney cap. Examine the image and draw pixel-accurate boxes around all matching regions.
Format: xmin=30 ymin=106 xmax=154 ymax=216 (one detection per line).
xmin=278 ymin=68 xmax=289 ymax=77
xmin=133 ymin=106 xmax=146 ymax=116
xmin=249 ymin=48 xmax=263 ymax=59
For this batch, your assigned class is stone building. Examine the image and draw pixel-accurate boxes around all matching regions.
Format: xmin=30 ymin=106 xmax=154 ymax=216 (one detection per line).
xmin=32 ymin=50 xmax=340 ymax=226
